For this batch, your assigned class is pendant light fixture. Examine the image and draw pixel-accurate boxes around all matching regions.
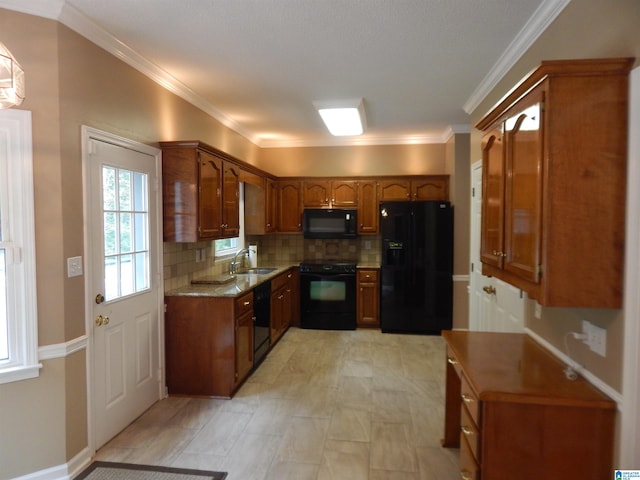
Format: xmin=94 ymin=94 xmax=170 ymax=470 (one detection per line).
xmin=0 ymin=42 xmax=25 ymax=109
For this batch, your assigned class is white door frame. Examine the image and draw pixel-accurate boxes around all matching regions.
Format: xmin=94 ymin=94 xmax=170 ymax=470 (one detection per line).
xmin=621 ymin=66 xmax=640 ymax=468
xmin=81 ymin=126 xmax=164 ymax=455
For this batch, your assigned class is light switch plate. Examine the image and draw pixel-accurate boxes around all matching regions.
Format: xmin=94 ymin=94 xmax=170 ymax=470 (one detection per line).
xmin=67 ymin=256 xmax=83 ymax=277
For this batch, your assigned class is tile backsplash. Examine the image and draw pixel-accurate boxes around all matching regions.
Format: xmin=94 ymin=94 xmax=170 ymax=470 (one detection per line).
xmin=163 ymin=235 xmax=381 ymax=292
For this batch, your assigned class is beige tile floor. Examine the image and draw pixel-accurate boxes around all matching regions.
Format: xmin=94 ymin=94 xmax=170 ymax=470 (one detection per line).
xmin=95 ymin=327 xmax=460 ymax=480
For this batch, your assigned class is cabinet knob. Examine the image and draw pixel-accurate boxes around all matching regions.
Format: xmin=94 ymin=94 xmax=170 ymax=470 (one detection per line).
xmin=461 ymin=394 xmax=475 ymax=404
xmin=460 ymin=471 xmax=473 ymax=480
xmin=447 ymin=357 xmax=458 ymax=365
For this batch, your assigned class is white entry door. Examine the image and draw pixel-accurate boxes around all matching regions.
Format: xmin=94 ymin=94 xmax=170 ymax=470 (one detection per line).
xmin=469 ymin=161 xmax=525 ymax=333
xmin=84 ymin=128 xmax=163 ymax=449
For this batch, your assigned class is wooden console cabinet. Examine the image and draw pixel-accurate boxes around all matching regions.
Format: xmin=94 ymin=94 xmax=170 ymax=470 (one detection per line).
xmin=442 ymin=331 xmax=615 ymax=480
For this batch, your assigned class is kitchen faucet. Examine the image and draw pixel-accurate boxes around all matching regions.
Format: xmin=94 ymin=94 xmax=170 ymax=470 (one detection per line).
xmin=229 ymin=247 xmax=250 ymax=274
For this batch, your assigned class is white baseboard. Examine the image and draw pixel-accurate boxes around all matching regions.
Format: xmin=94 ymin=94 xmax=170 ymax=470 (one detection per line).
xmin=11 ymin=447 xmax=92 ymax=480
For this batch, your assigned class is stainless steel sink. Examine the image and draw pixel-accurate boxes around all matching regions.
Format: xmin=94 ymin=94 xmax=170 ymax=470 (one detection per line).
xmin=235 ymin=267 xmax=277 ymax=275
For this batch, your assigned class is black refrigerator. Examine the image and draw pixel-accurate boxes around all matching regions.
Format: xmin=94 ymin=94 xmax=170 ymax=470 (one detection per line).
xmin=380 ymin=201 xmax=453 ymax=334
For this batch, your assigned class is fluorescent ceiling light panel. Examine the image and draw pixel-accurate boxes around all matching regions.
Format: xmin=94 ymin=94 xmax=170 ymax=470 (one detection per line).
xmin=314 ymin=99 xmax=366 ymax=136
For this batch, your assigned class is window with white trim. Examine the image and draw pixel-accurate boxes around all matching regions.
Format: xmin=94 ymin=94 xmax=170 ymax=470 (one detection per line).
xmin=0 ymin=109 xmax=39 ymax=384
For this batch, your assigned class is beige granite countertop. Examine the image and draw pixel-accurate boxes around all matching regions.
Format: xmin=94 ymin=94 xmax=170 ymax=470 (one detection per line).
xmin=164 ymin=265 xmax=294 ymax=298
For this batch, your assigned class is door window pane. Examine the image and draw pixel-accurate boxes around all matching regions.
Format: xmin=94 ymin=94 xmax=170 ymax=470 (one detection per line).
xmin=102 ymin=166 xmax=150 ymax=301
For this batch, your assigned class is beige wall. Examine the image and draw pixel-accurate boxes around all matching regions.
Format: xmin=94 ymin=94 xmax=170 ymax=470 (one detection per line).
xmin=468 ymin=0 xmax=640 ymax=392
xmin=257 ymin=143 xmax=447 ymax=177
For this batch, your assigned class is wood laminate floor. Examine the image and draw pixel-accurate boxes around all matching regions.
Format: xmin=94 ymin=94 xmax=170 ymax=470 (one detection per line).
xmin=95 ymin=327 xmax=460 ymax=479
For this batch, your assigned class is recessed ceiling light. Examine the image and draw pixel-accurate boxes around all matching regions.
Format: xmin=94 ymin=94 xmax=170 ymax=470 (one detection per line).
xmin=313 ymin=98 xmax=366 ymax=136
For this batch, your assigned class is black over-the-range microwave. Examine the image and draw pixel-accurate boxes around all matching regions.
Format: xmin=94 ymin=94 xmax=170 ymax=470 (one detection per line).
xmin=302 ymin=208 xmax=358 ymax=239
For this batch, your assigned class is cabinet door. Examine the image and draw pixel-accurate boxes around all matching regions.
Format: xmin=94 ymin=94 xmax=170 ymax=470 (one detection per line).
xmin=332 ymin=180 xmax=358 ymax=207
xmin=503 ymin=96 xmax=543 ymax=283
xmin=235 ymin=309 xmax=254 ymax=385
xmin=480 ymin=128 xmax=505 ymax=269
xmin=222 ymin=161 xmax=240 ymax=237
xmin=288 ymin=268 xmax=300 ymax=327
xmin=357 ymin=269 xmax=379 ymax=327
xmin=379 ymin=179 xmax=411 ymax=201
xmin=411 ymin=177 xmax=449 ymax=201
xmin=266 ymin=178 xmax=277 ymax=233
xmin=270 ymin=286 xmax=285 ymax=342
xmin=198 ymin=150 xmax=223 ymax=239
xmin=357 ymin=181 xmax=378 ymax=234
xmin=303 ymin=180 xmax=330 ymax=207
xmin=277 ymin=181 xmax=302 ymax=232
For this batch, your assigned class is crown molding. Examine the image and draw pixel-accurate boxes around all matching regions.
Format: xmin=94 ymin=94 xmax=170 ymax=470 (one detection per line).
xmin=258 ymin=126 xmax=469 ymax=148
xmin=462 ymin=0 xmax=571 ymax=115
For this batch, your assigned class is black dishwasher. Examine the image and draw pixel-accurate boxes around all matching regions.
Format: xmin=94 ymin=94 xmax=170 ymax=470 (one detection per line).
xmin=253 ymin=282 xmax=271 ymax=367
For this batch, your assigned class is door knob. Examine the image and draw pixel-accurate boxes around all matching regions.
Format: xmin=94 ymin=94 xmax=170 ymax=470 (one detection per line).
xmin=95 ymin=293 xmax=105 ymax=304
xmin=95 ymin=314 xmax=110 ymax=326
xmin=483 ymin=285 xmax=496 ymax=295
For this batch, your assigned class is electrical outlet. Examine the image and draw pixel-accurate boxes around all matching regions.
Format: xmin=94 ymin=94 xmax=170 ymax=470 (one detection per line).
xmin=588 ymin=323 xmax=607 ymax=357
xmin=581 ymin=320 xmax=607 ymax=357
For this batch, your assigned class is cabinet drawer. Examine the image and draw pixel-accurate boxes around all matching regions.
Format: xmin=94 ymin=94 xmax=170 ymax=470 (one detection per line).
xmin=358 ymin=269 xmax=379 ymax=282
xmin=460 ymin=401 xmax=480 ymax=463
xmin=461 ymin=374 xmax=480 ymax=426
xmin=271 ymin=270 xmax=291 ymax=291
xmin=460 ymin=435 xmax=480 ymax=480
xmin=235 ymin=291 xmax=254 ymax=317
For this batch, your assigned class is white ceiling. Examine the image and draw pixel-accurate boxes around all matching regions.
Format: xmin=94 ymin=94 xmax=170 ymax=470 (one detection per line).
xmin=2 ymin=0 xmax=570 ymax=147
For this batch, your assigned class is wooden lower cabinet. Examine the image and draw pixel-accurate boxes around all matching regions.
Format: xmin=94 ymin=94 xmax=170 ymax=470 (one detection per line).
xmin=442 ymin=331 xmax=615 ymax=480
xmin=270 ymin=269 xmax=297 ymax=345
xmin=357 ymin=268 xmax=379 ymax=327
xmin=165 ymin=291 xmax=254 ymax=398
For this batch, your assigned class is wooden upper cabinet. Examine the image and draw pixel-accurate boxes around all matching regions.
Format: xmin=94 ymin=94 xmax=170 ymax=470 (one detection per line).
xmin=302 ymin=180 xmax=330 ymax=207
xmin=161 ymin=144 xmax=223 ymax=242
xmin=357 ymin=181 xmax=378 ymax=234
xmin=331 ymin=180 xmax=358 ymax=207
xmin=245 ymin=177 xmax=278 ymax=235
xmin=476 ymin=58 xmax=633 ymax=307
xmin=480 ymin=127 xmax=505 ymax=270
xmin=379 ymin=176 xmax=449 ymax=202
xmin=503 ymin=95 xmax=543 ymax=283
xmin=379 ymin=179 xmax=411 ymax=201
xmin=222 ymin=161 xmax=240 ymax=238
xmin=197 ymin=150 xmax=223 ymax=239
xmin=411 ymin=176 xmax=449 ymax=200
xmin=277 ymin=180 xmax=303 ymax=232
xmin=302 ymin=179 xmax=358 ymax=208
xmin=161 ymin=141 xmax=242 ymax=242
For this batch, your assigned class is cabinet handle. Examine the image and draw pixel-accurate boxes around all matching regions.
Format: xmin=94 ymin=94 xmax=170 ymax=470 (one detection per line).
xmin=278 ymin=294 xmax=284 ymax=300
xmin=482 ymin=285 xmax=496 ymax=295
xmin=461 ymin=426 xmax=474 ymax=436
xmin=244 ymin=301 xmax=251 ymax=306
xmin=461 ymin=394 xmax=475 ymax=404
xmin=447 ymin=357 xmax=458 ymax=365
xmin=460 ymin=471 xmax=473 ymax=480
xmin=287 ymin=273 xmax=292 ymax=278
